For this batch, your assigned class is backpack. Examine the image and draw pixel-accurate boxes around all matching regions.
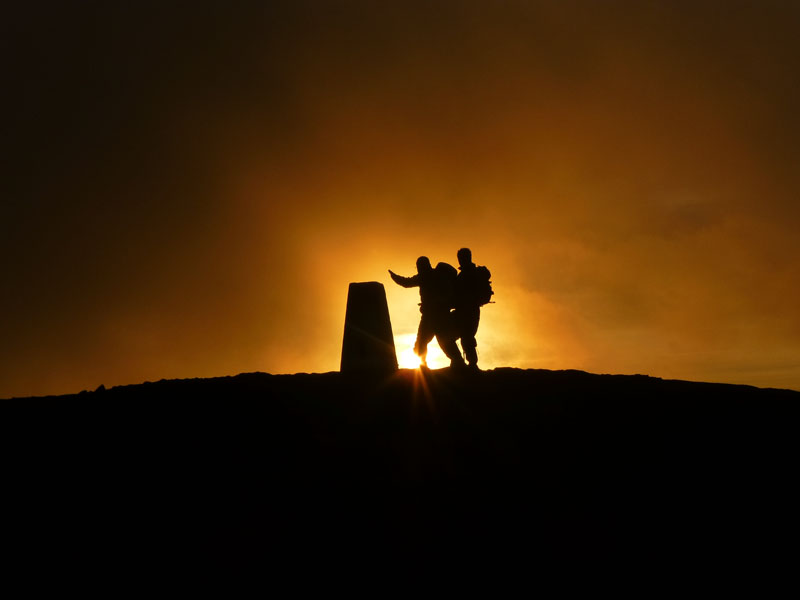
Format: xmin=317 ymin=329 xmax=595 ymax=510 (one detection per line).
xmin=435 ymin=261 xmax=458 ymax=282
xmin=475 ymin=265 xmax=494 ymax=306
xmin=435 ymin=262 xmax=458 ymax=308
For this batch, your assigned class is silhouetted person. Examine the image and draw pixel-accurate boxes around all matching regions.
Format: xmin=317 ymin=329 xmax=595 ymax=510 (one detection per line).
xmin=389 ymin=256 xmax=463 ymax=368
xmin=454 ymin=248 xmax=492 ymax=369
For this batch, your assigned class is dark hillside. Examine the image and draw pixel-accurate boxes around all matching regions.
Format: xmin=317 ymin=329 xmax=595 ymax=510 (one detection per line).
xmin=3 ymin=368 xmax=798 ymax=576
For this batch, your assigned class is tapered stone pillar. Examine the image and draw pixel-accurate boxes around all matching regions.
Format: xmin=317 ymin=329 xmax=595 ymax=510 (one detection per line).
xmin=341 ymin=282 xmax=398 ymax=373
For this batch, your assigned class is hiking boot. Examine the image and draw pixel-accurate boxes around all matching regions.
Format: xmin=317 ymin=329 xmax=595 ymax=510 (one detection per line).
xmin=450 ymin=358 xmax=467 ymax=370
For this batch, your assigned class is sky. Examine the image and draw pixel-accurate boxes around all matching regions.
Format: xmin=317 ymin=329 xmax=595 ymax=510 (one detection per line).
xmin=3 ymin=1 xmax=800 ymax=397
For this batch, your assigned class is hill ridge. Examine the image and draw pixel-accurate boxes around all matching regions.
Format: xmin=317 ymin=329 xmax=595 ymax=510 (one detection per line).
xmin=2 ymin=366 xmax=798 ymax=573
xmin=5 ymin=366 xmax=798 ymax=401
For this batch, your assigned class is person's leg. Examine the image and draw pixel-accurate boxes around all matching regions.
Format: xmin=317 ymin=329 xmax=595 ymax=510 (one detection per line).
xmin=461 ymin=336 xmax=477 ymax=365
xmin=437 ymin=336 xmax=463 ymax=362
xmin=415 ymin=314 xmax=436 ymax=366
xmin=435 ymin=311 xmax=465 ymax=366
xmin=460 ymin=308 xmax=481 ymax=366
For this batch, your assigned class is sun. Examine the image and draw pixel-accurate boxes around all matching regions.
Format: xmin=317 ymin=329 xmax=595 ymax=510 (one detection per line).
xmin=397 ymin=334 xmax=422 ymax=369
xmin=394 ymin=332 xmax=452 ymax=370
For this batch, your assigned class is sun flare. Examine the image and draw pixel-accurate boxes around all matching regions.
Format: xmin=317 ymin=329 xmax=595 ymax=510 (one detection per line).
xmin=394 ymin=332 xmax=451 ymax=370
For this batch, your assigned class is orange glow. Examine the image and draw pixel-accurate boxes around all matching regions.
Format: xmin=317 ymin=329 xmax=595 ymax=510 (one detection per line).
xmin=3 ymin=3 xmax=800 ymax=397
xmin=394 ymin=332 xmax=451 ymax=370
xmin=395 ymin=333 xmax=421 ymax=369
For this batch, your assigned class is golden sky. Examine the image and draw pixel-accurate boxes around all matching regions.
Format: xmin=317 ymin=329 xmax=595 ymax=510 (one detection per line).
xmin=3 ymin=1 xmax=800 ymax=397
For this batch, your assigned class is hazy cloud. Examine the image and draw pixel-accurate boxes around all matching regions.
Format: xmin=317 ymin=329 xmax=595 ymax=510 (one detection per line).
xmin=2 ymin=1 xmax=799 ymax=396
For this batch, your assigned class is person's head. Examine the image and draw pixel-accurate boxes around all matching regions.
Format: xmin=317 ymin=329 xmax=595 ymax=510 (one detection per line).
xmin=416 ymin=256 xmax=432 ymax=273
xmin=457 ymin=247 xmax=472 ymax=268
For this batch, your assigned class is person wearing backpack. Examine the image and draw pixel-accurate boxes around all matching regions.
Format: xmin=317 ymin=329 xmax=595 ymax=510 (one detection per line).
xmin=389 ymin=256 xmax=463 ymax=368
xmin=453 ymin=247 xmax=493 ymax=369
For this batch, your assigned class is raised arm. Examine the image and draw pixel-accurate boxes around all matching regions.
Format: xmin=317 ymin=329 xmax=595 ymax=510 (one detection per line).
xmin=388 ymin=270 xmax=419 ymax=288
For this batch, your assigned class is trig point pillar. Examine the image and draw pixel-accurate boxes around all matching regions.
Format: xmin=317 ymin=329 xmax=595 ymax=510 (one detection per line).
xmin=341 ymin=282 xmax=398 ymax=373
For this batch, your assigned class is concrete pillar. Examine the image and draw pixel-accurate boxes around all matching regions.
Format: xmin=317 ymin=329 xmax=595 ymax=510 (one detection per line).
xmin=341 ymin=282 xmax=398 ymax=373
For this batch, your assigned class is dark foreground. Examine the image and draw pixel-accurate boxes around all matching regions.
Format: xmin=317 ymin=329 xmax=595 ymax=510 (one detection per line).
xmin=3 ymin=368 xmax=798 ymax=578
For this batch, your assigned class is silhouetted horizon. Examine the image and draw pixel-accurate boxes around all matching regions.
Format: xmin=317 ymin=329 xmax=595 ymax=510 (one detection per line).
xmin=3 ymin=366 xmax=798 ymax=580
xmin=4 ymin=365 xmax=799 ymax=401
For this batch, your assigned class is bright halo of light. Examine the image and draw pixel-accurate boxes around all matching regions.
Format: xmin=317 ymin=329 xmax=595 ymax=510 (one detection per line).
xmin=398 ymin=348 xmax=421 ymax=369
xmin=396 ymin=333 xmax=421 ymax=369
xmin=394 ymin=332 xmax=451 ymax=370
